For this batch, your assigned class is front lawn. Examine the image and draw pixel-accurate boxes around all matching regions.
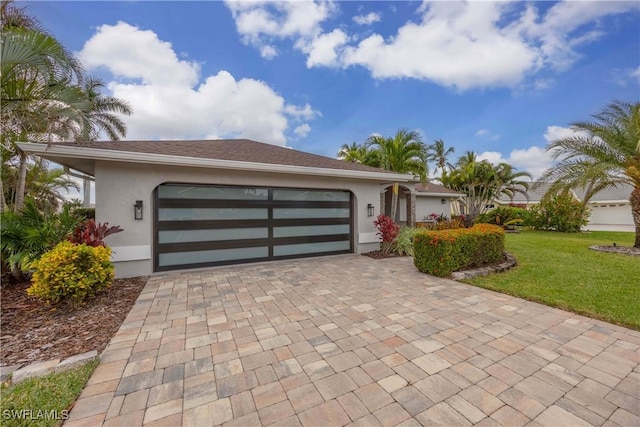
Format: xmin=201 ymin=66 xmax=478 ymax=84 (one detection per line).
xmin=464 ymin=230 xmax=640 ymax=330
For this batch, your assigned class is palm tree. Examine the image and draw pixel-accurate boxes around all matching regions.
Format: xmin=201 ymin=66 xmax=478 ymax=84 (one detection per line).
xmin=337 ymin=142 xmax=367 ymax=163
xmin=366 ymin=129 xmax=428 ymax=220
xmin=442 ymin=154 xmax=531 ymax=226
xmin=540 ymin=100 xmax=640 ymax=247
xmin=1 ymin=1 xmax=132 ymax=212
xmin=427 ymin=139 xmax=455 ymax=177
xmin=78 ymin=76 xmax=132 ymax=141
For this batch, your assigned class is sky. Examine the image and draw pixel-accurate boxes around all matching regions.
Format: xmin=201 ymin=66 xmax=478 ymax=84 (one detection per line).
xmin=27 ymin=0 xmax=640 ymax=184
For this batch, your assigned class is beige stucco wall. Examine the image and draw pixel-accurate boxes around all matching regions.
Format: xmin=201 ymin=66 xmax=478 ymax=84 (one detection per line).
xmin=95 ymin=161 xmax=384 ymax=277
xmin=415 ymin=196 xmax=452 ymax=221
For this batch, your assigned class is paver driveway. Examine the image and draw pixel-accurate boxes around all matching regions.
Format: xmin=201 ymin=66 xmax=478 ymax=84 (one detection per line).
xmin=65 ymin=255 xmax=640 ymax=427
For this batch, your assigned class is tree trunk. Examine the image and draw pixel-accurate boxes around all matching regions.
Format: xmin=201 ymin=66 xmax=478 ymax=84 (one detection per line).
xmin=390 ymin=183 xmax=399 ymax=222
xmin=0 ymin=177 xmax=6 ymax=213
xmin=14 ymin=150 xmax=28 ymax=212
xmin=631 ymin=186 xmax=640 ymax=248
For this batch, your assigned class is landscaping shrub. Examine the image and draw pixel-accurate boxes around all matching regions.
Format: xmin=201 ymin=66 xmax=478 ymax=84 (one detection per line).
xmin=27 ymin=241 xmax=114 ymax=307
xmin=391 ymin=227 xmax=419 ymax=256
xmin=0 ymin=199 xmax=83 ymax=278
xmin=73 ymin=207 xmax=96 ymax=220
xmin=413 ymin=224 xmax=505 ymax=277
xmin=374 ymin=214 xmax=400 ymax=255
xmin=69 ymin=219 xmax=123 ymax=247
xmin=417 ymin=217 xmax=465 ymax=230
xmin=526 ymin=192 xmax=589 ymax=232
xmin=476 ymin=206 xmax=528 ymax=228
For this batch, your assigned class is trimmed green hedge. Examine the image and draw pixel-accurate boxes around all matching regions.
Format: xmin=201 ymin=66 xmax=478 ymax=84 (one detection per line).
xmin=413 ymin=224 xmax=505 ymax=277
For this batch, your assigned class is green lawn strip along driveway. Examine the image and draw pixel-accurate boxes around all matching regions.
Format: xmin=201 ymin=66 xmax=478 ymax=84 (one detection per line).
xmin=465 ymin=230 xmax=640 ymax=330
xmin=1 ymin=360 xmax=98 ymax=427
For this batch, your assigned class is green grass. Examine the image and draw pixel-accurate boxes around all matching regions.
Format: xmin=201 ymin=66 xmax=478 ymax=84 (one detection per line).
xmin=464 ymin=230 xmax=640 ymax=330
xmin=0 ymin=360 xmax=98 ymax=427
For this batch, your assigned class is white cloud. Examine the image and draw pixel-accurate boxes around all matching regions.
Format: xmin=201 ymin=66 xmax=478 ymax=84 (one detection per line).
xmin=224 ymin=0 xmax=337 ymax=59
xmin=225 ymin=1 xmax=638 ymax=91
xmin=353 ymin=12 xmax=381 ymax=26
xmin=611 ymin=67 xmax=640 ymax=86
xmin=304 ymin=29 xmax=348 ymax=67
xmin=475 ymin=128 xmax=500 ymax=140
xmin=543 ymin=125 xmax=589 ymax=143
xmin=294 ymin=123 xmax=311 ymax=138
xmin=478 ymin=146 xmax=553 ymax=179
xmin=77 ymin=21 xmax=199 ymax=86
xmin=78 ymin=22 xmax=318 ymax=145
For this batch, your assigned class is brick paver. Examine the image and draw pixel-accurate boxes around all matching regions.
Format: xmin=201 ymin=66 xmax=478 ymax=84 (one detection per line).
xmin=66 ymin=255 xmax=640 ymax=426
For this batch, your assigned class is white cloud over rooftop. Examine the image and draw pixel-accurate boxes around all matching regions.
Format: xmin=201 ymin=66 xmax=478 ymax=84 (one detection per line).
xmin=78 ymin=22 xmax=319 ymax=145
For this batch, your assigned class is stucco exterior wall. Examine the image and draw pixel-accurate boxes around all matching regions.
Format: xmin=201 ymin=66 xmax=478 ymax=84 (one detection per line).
xmin=95 ymin=161 xmax=383 ymax=277
xmin=416 ymin=197 xmax=452 ymax=221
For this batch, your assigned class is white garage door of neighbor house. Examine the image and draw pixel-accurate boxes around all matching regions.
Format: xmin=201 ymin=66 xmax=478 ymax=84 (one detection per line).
xmin=153 ymin=184 xmax=353 ymax=272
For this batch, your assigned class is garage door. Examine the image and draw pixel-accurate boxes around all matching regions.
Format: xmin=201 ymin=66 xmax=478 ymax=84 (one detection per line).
xmin=154 ymin=184 xmax=353 ymax=271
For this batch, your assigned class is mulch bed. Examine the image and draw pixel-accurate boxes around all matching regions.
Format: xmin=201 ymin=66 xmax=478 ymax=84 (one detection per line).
xmin=362 ymin=250 xmax=403 ymax=259
xmin=589 ymin=245 xmax=640 ymax=256
xmin=0 ymin=276 xmax=148 ymax=367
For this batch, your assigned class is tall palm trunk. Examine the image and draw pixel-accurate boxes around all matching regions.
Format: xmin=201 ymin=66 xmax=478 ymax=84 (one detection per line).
xmin=631 ymin=186 xmax=640 ymax=248
xmin=14 ymin=150 xmax=28 ymax=212
xmin=0 ymin=178 xmax=6 ymax=213
xmin=390 ymin=183 xmax=399 ymax=222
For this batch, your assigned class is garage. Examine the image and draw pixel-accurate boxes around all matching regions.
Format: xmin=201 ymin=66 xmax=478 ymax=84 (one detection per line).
xmin=154 ymin=183 xmax=353 ymax=271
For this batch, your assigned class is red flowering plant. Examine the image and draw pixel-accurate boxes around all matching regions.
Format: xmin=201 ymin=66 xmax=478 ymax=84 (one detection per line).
xmin=373 ymin=214 xmax=400 ymax=256
xmin=68 ymin=219 xmax=123 ymax=247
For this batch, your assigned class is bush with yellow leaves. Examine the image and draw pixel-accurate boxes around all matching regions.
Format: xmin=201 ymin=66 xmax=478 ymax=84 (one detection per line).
xmin=27 ymin=241 xmax=114 ymax=307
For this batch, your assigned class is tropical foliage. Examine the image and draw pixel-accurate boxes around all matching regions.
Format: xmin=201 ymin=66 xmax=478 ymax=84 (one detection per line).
xmin=526 ymin=191 xmax=590 ymax=232
xmin=373 ymin=214 xmax=400 ymax=256
xmin=539 ymin=100 xmax=640 ymax=247
xmin=28 ymin=241 xmax=114 ymax=307
xmin=442 ymin=153 xmax=532 ymax=226
xmin=427 ymin=139 xmax=455 ymax=178
xmin=413 ymin=224 xmax=505 ymax=277
xmin=0 ymin=198 xmax=84 ymax=278
xmin=0 ymin=0 xmax=131 ymax=213
xmin=338 ymin=129 xmax=429 ymax=220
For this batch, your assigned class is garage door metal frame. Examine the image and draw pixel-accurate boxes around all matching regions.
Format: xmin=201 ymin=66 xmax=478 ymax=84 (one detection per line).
xmin=153 ymin=183 xmax=354 ymax=272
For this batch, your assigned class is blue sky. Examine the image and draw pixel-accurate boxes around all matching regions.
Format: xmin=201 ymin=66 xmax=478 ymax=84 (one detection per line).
xmin=28 ymin=0 xmax=639 ymax=179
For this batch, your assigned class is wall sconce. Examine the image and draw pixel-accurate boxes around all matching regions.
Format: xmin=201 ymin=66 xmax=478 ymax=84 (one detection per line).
xmin=441 ymin=198 xmax=446 ymax=205
xmin=367 ymin=203 xmax=375 ymax=217
xmin=134 ymin=200 xmax=143 ymax=220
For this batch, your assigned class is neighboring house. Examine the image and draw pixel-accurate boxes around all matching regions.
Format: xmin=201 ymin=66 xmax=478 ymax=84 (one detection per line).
xmin=379 ymin=182 xmax=461 ymax=225
xmin=19 ymin=139 xmax=414 ymax=277
xmin=496 ymin=182 xmax=634 ymax=232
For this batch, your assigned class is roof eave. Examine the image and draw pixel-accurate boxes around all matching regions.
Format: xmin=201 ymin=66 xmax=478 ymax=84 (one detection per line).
xmin=17 ymin=142 xmax=412 ymax=182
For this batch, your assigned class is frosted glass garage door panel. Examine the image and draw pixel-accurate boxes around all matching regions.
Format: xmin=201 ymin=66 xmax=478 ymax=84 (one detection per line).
xmin=273 ymin=224 xmax=350 ymax=238
xmin=273 ymin=189 xmax=350 ymax=201
xmin=158 ymin=246 xmax=269 ymax=267
xmin=273 ymin=241 xmax=350 ymax=257
xmin=158 ymin=228 xmax=268 ymax=244
xmin=158 ymin=185 xmax=268 ymax=200
xmin=158 ymin=208 xmax=268 ymax=221
xmin=273 ymin=208 xmax=350 ymax=219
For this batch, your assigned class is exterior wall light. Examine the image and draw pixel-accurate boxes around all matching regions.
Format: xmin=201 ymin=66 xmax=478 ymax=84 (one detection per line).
xmin=134 ymin=200 xmax=143 ymax=220
xmin=367 ymin=203 xmax=375 ymax=217
xmin=441 ymin=198 xmax=447 ymax=204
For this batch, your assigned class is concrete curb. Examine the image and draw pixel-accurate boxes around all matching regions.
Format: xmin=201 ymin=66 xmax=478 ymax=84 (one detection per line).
xmin=4 ymin=350 xmax=98 ymax=385
xmin=451 ymin=253 xmax=517 ymax=281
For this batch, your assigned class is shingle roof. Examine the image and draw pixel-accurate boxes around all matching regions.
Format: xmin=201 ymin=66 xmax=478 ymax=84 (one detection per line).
xmin=574 ymin=184 xmax=633 ymax=202
xmin=53 ymin=139 xmax=397 ymax=174
xmin=414 ymin=182 xmax=460 ymax=196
